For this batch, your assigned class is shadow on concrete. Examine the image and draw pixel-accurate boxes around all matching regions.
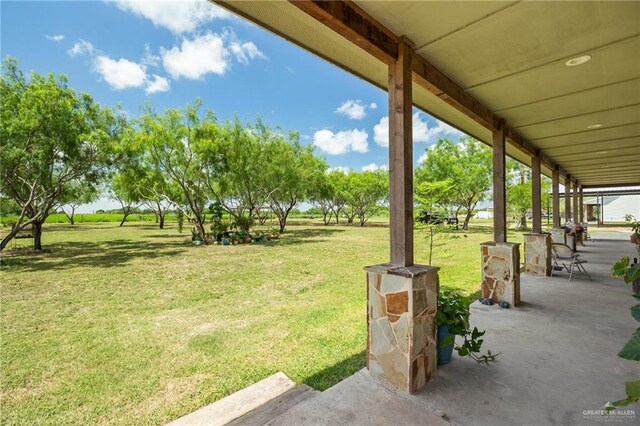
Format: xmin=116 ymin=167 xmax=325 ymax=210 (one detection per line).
xmin=303 ymin=350 xmax=367 ymax=391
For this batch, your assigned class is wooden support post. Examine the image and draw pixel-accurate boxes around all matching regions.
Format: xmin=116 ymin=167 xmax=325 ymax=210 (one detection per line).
xmin=573 ymin=181 xmax=579 ymax=223
xmin=579 ymin=185 xmax=584 ymax=223
xmin=552 ymin=167 xmax=561 ymax=228
xmin=493 ymin=124 xmax=507 ymax=242
xmin=388 ymin=39 xmax=413 ymax=266
xmin=564 ymin=176 xmax=572 ymax=223
xmin=531 ymin=155 xmax=542 ymax=233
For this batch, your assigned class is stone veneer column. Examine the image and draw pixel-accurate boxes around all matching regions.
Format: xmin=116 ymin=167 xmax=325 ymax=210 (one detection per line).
xmin=523 ymin=233 xmax=552 ymax=276
xmin=364 ymin=264 xmax=438 ymax=394
xmin=480 ymin=242 xmax=521 ymax=306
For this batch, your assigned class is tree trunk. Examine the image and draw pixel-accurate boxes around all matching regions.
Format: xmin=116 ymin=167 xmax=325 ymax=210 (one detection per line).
xmin=195 ymin=217 xmax=208 ymax=243
xmin=519 ymin=216 xmax=527 ymax=230
xmin=66 ymin=205 xmax=76 ymax=225
xmin=159 ymin=213 xmax=165 ymax=229
xmin=0 ymin=228 xmax=20 ymax=251
xmin=1 ymin=219 xmax=37 ymax=251
xmin=33 ymin=221 xmax=43 ymax=251
xmin=119 ymin=208 xmax=131 ymax=227
xmin=462 ymin=210 xmax=473 ymax=230
xmin=322 ymin=210 xmax=332 ymax=225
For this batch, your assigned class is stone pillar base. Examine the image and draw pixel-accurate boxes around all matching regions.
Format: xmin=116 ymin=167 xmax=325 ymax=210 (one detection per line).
xmin=480 ymin=242 xmax=521 ymax=306
xmin=364 ymin=264 xmax=439 ymax=394
xmin=524 ymin=233 xmax=552 ymax=276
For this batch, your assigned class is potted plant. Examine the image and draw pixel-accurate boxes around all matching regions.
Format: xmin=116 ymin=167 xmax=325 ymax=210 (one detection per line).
xmin=436 ymin=288 xmax=499 ymax=365
xmin=625 ymin=214 xmax=640 ymax=245
xmin=236 ymin=230 xmax=252 ymax=244
xmin=266 ymin=227 xmax=279 ymax=240
xmin=613 ymin=256 xmax=640 ymax=293
xmin=607 ymin=258 xmax=640 ymax=410
xmin=191 ymin=228 xmax=203 ymax=246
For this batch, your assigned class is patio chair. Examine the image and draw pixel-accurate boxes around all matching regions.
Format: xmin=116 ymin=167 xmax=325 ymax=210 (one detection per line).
xmin=551 ymin=243 xmax=592 ymax=282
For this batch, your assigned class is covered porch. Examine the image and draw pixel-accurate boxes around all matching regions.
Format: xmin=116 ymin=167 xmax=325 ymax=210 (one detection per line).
xmin=237 ymin=234 xmax=638 ymax=425
xmin=198 ymin=1 xmax=639 ymax=424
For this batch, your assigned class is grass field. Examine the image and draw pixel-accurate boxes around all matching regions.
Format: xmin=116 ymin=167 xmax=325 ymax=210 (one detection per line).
xmin=1 ymin=218 xmax=521 ymax=425
xmin=1 ymin=213 xmax=170 ymax=225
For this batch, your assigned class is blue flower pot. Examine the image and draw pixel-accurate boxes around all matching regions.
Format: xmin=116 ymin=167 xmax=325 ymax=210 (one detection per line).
xmin=437 ymin=325 xmax=454 ymax=365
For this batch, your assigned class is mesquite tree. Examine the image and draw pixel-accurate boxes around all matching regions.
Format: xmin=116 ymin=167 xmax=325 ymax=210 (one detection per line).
xmin=0 ymin=57 xmax=122 ymax=250
xmin=415 ymin=137 xmax=492 ymax=230
xmin=266 ymin=135 xmax=327 ymax=232
xmin=137 ymin=101 xmax=217 ymax=242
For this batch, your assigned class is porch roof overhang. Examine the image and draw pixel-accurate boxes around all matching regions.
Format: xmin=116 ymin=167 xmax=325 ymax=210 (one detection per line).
xmin=214 ymin=0 xmax=640 ymax=188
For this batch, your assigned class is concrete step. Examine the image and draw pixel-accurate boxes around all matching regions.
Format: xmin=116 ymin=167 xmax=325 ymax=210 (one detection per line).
xmin=264 ymin=370 xmax=449 ymax=426
xmin=168 ymin=372 xmax=309 ymax=426
xmin=227 ymin=384 xmax=318 ymax=425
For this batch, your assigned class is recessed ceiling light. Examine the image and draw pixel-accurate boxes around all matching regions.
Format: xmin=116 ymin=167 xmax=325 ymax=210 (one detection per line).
xmin=597 ymin=151 xmax=608 ymax=154
xmin=565 ymin=55 xmax=592 ymax=67
xmin=587 ymin=124 xmax=603 ymax=129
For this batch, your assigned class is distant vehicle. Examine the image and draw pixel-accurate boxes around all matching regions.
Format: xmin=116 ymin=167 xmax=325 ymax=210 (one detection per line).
xmin=417 ymin=211 xmax=459 ymax=228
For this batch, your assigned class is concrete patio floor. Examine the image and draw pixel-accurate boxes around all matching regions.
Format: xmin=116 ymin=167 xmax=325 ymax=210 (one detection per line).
xmin=271 ymin=234 xmax=639 ymax=425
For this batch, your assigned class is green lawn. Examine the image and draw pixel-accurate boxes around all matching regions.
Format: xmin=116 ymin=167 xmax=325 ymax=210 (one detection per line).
xmin=1 ymin=219 xmax=521 ymax=425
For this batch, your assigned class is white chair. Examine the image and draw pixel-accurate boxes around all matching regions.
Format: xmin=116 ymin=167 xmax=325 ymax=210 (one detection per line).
xmin=551 ymin=243 xmax=592 ymax=281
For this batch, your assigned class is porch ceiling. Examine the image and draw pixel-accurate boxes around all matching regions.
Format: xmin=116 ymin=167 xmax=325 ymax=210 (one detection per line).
xmin=215 ymin=1 xmax=640 ymax=187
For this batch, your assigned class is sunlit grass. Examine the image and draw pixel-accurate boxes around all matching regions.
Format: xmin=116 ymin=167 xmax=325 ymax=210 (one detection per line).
xmin=1 ymin=218 xmax=514 ymax=425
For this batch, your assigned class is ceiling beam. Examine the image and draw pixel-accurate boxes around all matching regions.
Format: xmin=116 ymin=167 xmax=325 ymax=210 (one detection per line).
xmin=287 ymin=0 xmax=569 ymax=179
xmin=290 ymin=0 xmax=398 ymax=64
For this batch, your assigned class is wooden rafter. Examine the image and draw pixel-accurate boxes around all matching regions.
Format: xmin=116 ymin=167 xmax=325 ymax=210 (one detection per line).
xmin=288 ymin=0 xmax=569 ymax=179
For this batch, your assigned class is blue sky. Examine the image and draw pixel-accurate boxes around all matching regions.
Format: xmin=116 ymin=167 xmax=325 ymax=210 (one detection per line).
xmin=1 ymin=0 xmax=465 ymax=211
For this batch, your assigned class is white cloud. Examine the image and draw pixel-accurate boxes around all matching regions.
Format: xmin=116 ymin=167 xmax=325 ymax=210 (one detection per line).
xmin=162 ymin=33 xmax=229 ymax=79
xmin=336 ymin=100 xmax=367 ymax=120
xmin=142 ymin=44 xmax=161 ymax=67
xmin=418 ymin=152 xmax=429 ymax=164
xmin=313 ymin=129 xmax=369 ymax=155
xmin=67 ymin=38 xmax=170 ymax=94
xmin=112 ymin=0 xmax=231 ymax=34
xmin=229 ymin=41 xmax=265 ymax=64
xmin=327 ymin=166 xmax=351 ymax=174
xmin=369 ymin=102 xmax=377 ymax=109
xmin=68 ymin=40 xmax=95 ymax=57
xmin=93 ymin=56 xmax=147 ymax=90
xmin=373 ymin=116 xmax=390 ymax=147
xmin=373 ymin=114 xmax=464 ymax=147
xmin=45 ymin=34 xmax=64 ymax=42
xmin=145 ymin=74 xmax=170 ymax=94
xmin=362 ymin=163 xmax=388 ymax=172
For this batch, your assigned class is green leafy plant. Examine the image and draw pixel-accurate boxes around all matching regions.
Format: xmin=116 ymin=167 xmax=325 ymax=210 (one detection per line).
xmin=233 ymin=215 xmax=254 ymax=233
xmin=190 ymin=228 xmax=202 ymax=242
xmin=436 ymin=288 xmax=499 ymax=364
xmin=607 ymin=257 xmax=640 ymax=410
xmin=625 ymin=214 xmax=640 ymax=234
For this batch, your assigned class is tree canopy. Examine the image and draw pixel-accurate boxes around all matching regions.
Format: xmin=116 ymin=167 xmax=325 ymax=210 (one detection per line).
xmin=415 ymin=137 xmax=492 ymax=230
xmin=1 ymin=57 xmax=123 ymax=250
